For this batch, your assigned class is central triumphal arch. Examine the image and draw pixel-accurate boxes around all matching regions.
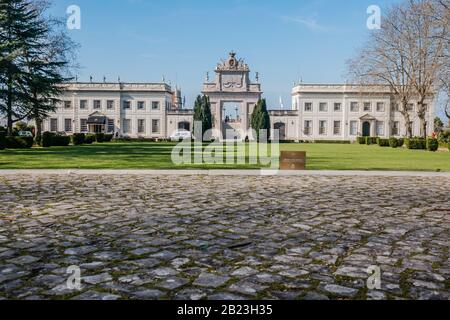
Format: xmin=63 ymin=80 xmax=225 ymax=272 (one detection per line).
xmin=202 ymin=52 xmax=262 ymax=140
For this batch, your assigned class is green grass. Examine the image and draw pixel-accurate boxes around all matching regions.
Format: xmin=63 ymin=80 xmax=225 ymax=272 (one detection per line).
xmin=0 ymin=142 xmax=449 ymax=171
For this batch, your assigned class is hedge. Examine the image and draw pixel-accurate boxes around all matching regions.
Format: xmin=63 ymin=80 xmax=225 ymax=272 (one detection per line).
xmin=72 ymin=133 xmax=85 ymax=145
xmin=0 ymin=131 xmax=6 ymax=150
xmin=377 ymin=138 xmax=390 ymax=147
xmin=42 ymin=132 xmax=55 ymax=147
xmin=103 ymin=134 xmax=113 ymax=142
xmin=389 ymin=138 xmax=398 ymax=148
xmin=366 ymin=137 xmax=378 ymax=145
xmin=426 ymin=139 xmax=439 ymax=152
xmin=51 ymin=135 xmax=70 ymax=146
xmin=314 ymin=140 xmax=351 ymax=144
xmin=95 ymin=133 xmax=105 ymax=143
xmin=357 ymin=137 xmax=366 ymax=144
xmin=397 ymin=138 xmax=405 ymax=148
xmin=85 ymin=134 xmax=96 ymax=144
xmin=5 ymin=136 xmax=33 ymax=149
xmin=405 ymin=138 xmax=427 ymax=150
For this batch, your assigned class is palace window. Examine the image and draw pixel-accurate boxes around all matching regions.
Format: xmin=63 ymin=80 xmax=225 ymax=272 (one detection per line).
xmin=319 ymin=120 xmax=327 ymax=135
xmin=364 ymin=102 xmax=372 ymax=112
xmin=406 ymin=103 xmax=414 ymax=112
xmin=123 ymin=101 xmax=131 ymax=110
xmin=50 ymin=118 xmax=58 ymax=132
xmin=334 ymin=103 xmax=342 ymax=112
xmin=107 ymin=119 xmax=115 ymax=133
xmin=350 ymin=121 xmax=358 ymax=136
xmin=80 ymin=100 xmax=87 ymax=110
xmin=304 ymin=120 xmax=312 ymax=135
xmin=376 ymin=102 xmax=385 ymax=112
xmin=376 ymin=121 xmax=384 ymax=136
xmin=152 ymin=119 xmax=160 ymax=134
xmin=93 ymin=100 xmax=101 ymax=110
xmin=319 ymin=103 xmax=328 ymax=112
xmin=64 ymin=101 xmax=72 ymax=109
xmin=304 ymin=102 xmax=313 ymax=112
xmin=138 ymin=119 xmax=146 ymax=134
xmin=333 ymin=121 xmax=341 ymax=135
xmin=152 ymin=101 xmax=160 ymax=110
xmin=123 ymin=119 xmax=131 ymax=134
xmin=64 ymin=118 xmax=72 ymax=132
xmin=138 ymin=101 xmax=145 ymax=110
xmin=350 ymin=102 xmax=359 ymax=112
xmin=392 ymin=121 xmax=400 ymax=135
xmin=107 ymin=100 xmax=115 ymax=110
xmin=80 ymin=119 xmax=88 ymax=132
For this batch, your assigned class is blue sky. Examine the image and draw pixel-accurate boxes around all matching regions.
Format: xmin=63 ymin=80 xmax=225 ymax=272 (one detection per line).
xmin=50 ymin=0 xmax=398 ymax=109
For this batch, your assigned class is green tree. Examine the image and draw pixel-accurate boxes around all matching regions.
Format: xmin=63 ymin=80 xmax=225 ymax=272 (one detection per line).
xmin=0 ymin=0 xmax=74 ymax=136
xmin=434 ymin=116 xmax=444 ymax=133
xmin=193 ymin=94 xmax=212 ymax=141
xmin=250 ymin=98 xmax=271 ymax=141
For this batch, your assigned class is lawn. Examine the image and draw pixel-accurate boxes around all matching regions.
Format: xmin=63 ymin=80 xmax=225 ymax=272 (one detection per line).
xmin=0 ymin=142 xmax=449 ymax=171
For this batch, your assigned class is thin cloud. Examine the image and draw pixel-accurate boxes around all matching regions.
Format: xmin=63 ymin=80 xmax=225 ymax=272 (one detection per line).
xmin=281 ymin=15 xmax=326 ymax=31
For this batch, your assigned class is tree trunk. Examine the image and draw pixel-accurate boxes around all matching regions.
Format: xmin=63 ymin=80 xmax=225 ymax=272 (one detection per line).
xmin=6 ymin=76 xmax=13 ymax=136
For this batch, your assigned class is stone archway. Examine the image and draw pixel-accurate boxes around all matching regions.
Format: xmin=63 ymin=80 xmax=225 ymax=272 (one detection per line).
xmin=178 ymin=121 xmax=190 ymax=131
xmin=274 ymin=122 xmax=286 ymax=141
xmin=202 ymin=52 xmax=262 ymax=140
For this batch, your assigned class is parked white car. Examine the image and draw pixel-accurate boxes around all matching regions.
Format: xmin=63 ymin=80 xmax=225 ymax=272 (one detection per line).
xmin=18 ymin=131 xmax=33 ymax=137
xmin=170 ymin=130 xmax=193 ymax=142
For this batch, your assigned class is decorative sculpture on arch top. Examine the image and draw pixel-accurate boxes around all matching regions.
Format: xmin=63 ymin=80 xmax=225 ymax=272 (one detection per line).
xmin=216 ymin=51 xmax=250 ymax=72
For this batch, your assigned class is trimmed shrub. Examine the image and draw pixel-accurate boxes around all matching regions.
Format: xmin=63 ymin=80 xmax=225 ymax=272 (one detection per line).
xmin=365 ymin=137 xmax=378 ymax=145
xmin=5 ymin=136 xmax=33 ymax=149
xmin=42 ymin=132 xmax=55 ymax=148
xmin=85 ymin=134 xmax=96 ymax=144
xmin=51 ymin=135 xmax=70 ymax=147
xmin=314 ymin=140 xmax=351 ymax=144
xmin=389 ymin=138 xmax=398 ymax=148
xmin=0 ymin=131 xmax=6 ymax=150
xmin=397 ymin=138 xmax=404 ymax=148
xmin=103 ymin=134 xmax=113 ymax=142
xmin=405 ymin=138 xmax=427 ymax=150
xmin=72 ymin=133 xmax=85 ymax=145
xmin=357 ymin=137 xmax=366 ymax=144
xmin=95 ymin=133 xmax=105 ymax=143
xmin=426 ymin=138 xmax=439 ymax=152
xmin=377 ymin=138 xmax=390 ymax=147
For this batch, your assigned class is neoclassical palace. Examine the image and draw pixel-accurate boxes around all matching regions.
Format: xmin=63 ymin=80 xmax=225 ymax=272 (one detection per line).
xmin=43 ymin=52 xmax=435 ymax=141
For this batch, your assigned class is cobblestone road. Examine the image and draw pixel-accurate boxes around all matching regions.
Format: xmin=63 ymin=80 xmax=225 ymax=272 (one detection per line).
xmin=0 ymin=174 xmax=449 ymax=300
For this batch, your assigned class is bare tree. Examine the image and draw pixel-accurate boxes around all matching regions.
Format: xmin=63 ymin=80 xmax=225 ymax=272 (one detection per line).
xmin=348 ymin=3 xmax=416 ymax=137
xmin=405 ymin=0 xmax=449 ymax=137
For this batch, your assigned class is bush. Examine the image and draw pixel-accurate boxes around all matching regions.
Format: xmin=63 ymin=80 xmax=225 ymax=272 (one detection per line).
xmin=95 ymin=133 xmax=105 ymax=143
xmin=85 ymin=134 xmax=96 ymax=144
xmin=389 ymin=138 xmax=398 ymax=148
xmin=51 ymin=135 xmax=70 ymax=147
xmin=41 ymin=132 xmax=55 ymax=147
xmin=0 ymin=131 xmax=6 ymax=150
xmin=314 ymin=140 xmax=351 ymax=144
xmin=5 ymin=136 xmax=33 ymax=149
xmin=104 ymin=134 xmax=113 ymax=142
xmin=365 ymin=137 xmax=378 ymax=145
xmin=405 ymin=138 xmax=427 ymax=150
xmin=357 ymin=137 xmax=366 ymax=144
xmin=426 ymin=138 xmax=439 ymax=152
xmin=377 ymin=138 xmax=390 ymax=147
xmin=397 ymin=138 xmax=404 ymax=148
xmin=72 ymin=133 xmax=85 ymax=145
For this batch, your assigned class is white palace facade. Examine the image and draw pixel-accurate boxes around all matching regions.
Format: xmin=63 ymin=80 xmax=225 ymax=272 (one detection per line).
xmin=44 ymin=52 xmax=435 ymax=141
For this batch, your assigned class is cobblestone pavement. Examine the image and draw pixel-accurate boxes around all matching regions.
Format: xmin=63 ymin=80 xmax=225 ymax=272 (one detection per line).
xmin=0 ymin=174 xmax=449 ymax=300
